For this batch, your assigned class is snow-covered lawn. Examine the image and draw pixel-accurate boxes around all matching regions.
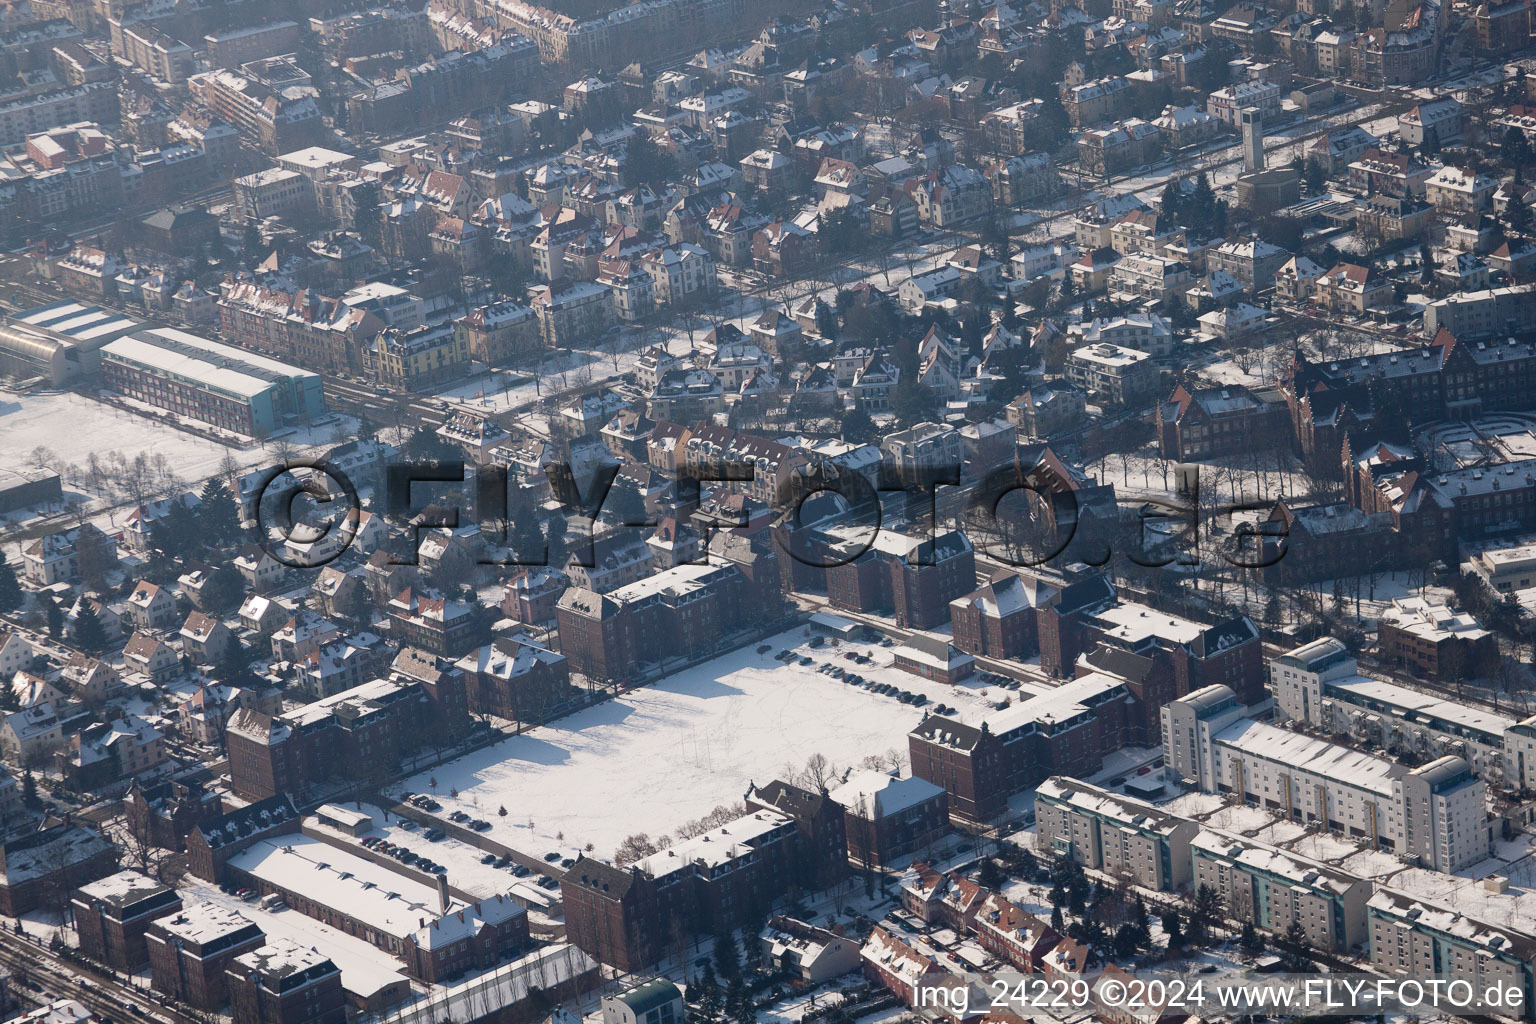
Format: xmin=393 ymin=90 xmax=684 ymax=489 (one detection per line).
xmin=2 ymin=391 xmax=241 ymax=481
xmin=399 ymin=630 xmax=968 ymax=864
xmin=0 ymin=391 xmax=345 ymax=484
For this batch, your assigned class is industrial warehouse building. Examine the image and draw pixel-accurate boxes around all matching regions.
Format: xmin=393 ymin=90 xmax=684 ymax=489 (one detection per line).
xmin=100 ymin=327 xmax=325 ymax=436
xmin=0 ymin=301 xmax=143 ymax=385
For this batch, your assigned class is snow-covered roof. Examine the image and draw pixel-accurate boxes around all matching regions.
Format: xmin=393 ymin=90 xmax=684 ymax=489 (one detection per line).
xmin=831 ymin=770 xmax=945 ymax=819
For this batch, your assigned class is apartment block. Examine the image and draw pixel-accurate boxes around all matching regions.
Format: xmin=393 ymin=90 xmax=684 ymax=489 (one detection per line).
xmin=1033 ymin=777 xmax=1196 ymax=891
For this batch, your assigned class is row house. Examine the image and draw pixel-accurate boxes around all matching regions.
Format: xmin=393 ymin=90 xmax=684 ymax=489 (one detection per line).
xmin=217 ymin=280 xmax=385 ymax=374
xmin=899 ymin=863 xmax=986 ymax=930
xmin=972 ymin=893 xmax=1060 ymax=973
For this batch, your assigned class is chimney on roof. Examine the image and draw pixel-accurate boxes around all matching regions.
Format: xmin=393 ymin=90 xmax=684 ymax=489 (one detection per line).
xmin=437 ymin=873 xmax=451 ymax=914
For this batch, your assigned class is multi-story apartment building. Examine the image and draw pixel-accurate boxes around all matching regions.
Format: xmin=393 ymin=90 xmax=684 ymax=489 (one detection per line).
xmin=1206 ymin=79 xmax=1280 ymax=125
xmin=1376 ymin=597 xmax=1498 ymax=681
xmin=218 ymin=280 xmax=386 ymax=375
xmin=374 ymin=324 xmax=469 ymax=389
xmin=1191 ymin=831 xmax=1370 ymax=953
xmin=204 ymin=22 xmax=301 ymax=69
xmin=119 ymin=22 xmax=192 ymax=82
xmin=531 ymin=280 xmax=614 ymax=349
xmin=1347 ymin=148 xmax=1431 ymax=197
xmin=1033 ymin=777 xmax=1197 ymax=891
xmin=1065 ymin=343 xmax=1158 ymax=407
xmin=187 ymin=67 xmax=321 ymax=155
xmin=1271 ymin=637 xmax=1521 ymax=785
xmin=1162 ymin=685 xmax=1490 ymax=871
xmin=455 ymin=301 xmax=540 ymax=366
xmin=1367 ymin=888 xmax=1535 ymax=997
xmin=0 ymin=82 xmax=119 ymax=146
xmin=881 ymin=422 xmax=962 ymax=484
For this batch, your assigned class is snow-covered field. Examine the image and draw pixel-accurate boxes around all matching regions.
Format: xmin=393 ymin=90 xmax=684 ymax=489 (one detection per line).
xmin=0 ymin=391 xmax=348 ymax=483
xmin=399 ymin=629 xmax=997 ymax=863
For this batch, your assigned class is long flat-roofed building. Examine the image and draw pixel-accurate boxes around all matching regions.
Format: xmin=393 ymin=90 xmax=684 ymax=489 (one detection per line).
xmin=1368 ymin=887 xmax=1536 ymax=998
xmin=1191 ymin=830 xmax=1370 ymax=953
xmin=225 ymin=834 xmax=528 ymax=981
xmin=1164 ymin=685 xmax=1490 ymax=872
xmin=1033 ymin=777 xmax=1197 ymax=891
xmin=100 ymin=326 xmax=325 ymax=436
xmin=1272 ymin=637 xmax=1527 ymax=787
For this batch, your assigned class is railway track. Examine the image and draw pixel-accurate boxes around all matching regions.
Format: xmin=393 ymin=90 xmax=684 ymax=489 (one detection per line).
xmin=0 ymin=931 xmax=196 ymax=1024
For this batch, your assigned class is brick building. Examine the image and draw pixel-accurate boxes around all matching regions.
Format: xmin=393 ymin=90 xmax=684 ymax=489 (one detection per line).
xmin=186 ymin=795 xmax=301 ymax=883
xmin=73 ymin=870 xmax=183 ymax=970
xmin=148 ymin=902 xmax=267 ymax=1008
xmin=225 ymin=835 xmax=529 ymax=982
xmin=744 ymin=780 xmax=849 ymax=891
xmin=0 ymin=824 xmax=118 ymax=916
xmin=565 ymin=809 xmax=798 ymax=971
xmin=226 ymin=940 xmax=346 ymax=1024
xmin=556 ymin=554 xmax=778 ymax=683
xmin=123 ymin=778 xmax=224 ymax=852
xmin=949 ymin=572 xmax=1056 ymax=659
xmin=830 ymin=771 xmax=949 ymax=869
xmin=1156 ymin=383 xmax=1289 ymax=461
xmin=225 ymin=668 xmax=466 ymax=802
xmin=909 ymin=670 xmax=1133 ymax=823
xmin=1376 ymin=597 xmax=1498 ymax=681
xmin=457 ymin=634 xmax=575 ymax=725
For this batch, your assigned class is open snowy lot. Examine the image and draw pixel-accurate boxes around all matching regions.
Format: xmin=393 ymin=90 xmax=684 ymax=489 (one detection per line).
xmin=0 ymin=390 xmax=345 ymax=485
xmin=399 ymin=629 xmax=1004 ymax=863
